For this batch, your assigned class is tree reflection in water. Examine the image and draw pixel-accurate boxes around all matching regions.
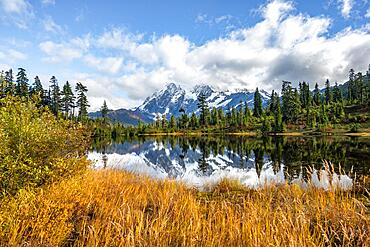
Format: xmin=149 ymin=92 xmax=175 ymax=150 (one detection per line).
xmin=91 ymin=135 xmax=370 ymax=181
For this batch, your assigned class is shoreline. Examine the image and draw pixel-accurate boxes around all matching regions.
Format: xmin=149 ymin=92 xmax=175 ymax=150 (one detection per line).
xmin=138 ymin=131 xmax=370 ymax=137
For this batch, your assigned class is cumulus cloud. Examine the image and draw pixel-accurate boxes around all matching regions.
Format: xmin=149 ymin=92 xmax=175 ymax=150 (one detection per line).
xmin=366 ymin=7 xmax=370 ymax=17
xmin=38 ymin=0 xmax=370 ymax=110
xmin=0 ymin=48 xmax=27 ymax=64
xmin=41 ymin=0 xmax=55 ymax=5
xmin=338 ymin=0 xmax=354 ymax=18
xmin=83 ymin=55 xmax=124 ymax=74
xmin=43 ymin=16 xmax=64 ymax=34
xmin=0 ymin=0 xmax=34 ymax=28
xmin=39 ymin=40 xmax=84 ymax=62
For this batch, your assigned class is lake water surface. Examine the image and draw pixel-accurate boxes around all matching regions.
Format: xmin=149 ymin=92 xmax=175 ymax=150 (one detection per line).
xmin=88 ymin=135 xmax=369 ymax=190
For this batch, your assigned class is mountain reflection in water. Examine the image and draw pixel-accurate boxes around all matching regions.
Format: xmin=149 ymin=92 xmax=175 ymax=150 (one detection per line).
xmin=88 ymin=135 xmax=369 ymax=190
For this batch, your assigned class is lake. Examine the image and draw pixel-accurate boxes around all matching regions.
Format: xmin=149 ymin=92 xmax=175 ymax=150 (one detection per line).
xmin=88 ymin=135 xmax=369 ymax=190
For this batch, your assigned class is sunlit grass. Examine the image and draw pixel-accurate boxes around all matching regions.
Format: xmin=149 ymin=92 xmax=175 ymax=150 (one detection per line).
xmin=0 ymin=169 xmax=369 ymax=246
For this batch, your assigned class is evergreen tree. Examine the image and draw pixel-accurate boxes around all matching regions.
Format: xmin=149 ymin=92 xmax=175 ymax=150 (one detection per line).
xmin=348 ymin=68 xmax=355 ymax=103
xmin=324 ymin=79 xmax=332 ymax=105
xmin=261 ymin=114 xmax=272 ymax=133
xmin=4 ymin=69 xmax=15 ymax=96
xmin=313 ymin=83 xmax=321 ymax=106
xmin=210 ymin=107 xmax=218 ymax=126
xmin=218 ymin=108 xmax=225 ymax=127
xmin=190 ymin=112 xmax=198 ymax=129
xmin=16 ymin=68 xmax=29 ymax=98
xmin=253 ymin=87 xmax=262 ymax=118
xmin=61 ymin=81 xmax=75 ymax=117
xmin=197 ymin=93 xmax=209 ymax=126
xmin=100 ymin=100 xmax=109 ymax=119
xmin=75 ymin=82 xmax=89 ymax=120
xmin=169 ymin=115 xmax=177 ymax=129
xmin=333 ymin=82 xmax=342 ymax=103
xmin=0 ymin=71 xmax=5 ymax=98
xmin=237 ymin=103 xmax=243 ymax=126
xmin=49 ymin=76 xmax=61 ymax=115
xmin=161 ymin=114 xmax=167 ymax=128
xmin=243 ymin=101 xmax=250 ymax=125
xmin=281 ymin=81 xmax=300 ymax=123
xmin=356 ymin=72 xmax=364 ymax=103
xmin=269 ymin=90 xmax=276 ymax=114
xmin=30 ymin=76 xmax=44 ymax=96
xmin=231 ymin=107 xmax=237 ymax=126
xmin=300 ymin=81 xmax=311 ymax=108
xmin=273 ymin=92 xmax=283 ymax=132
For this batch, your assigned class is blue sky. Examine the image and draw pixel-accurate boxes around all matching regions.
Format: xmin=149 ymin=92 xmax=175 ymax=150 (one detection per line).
xmin=0 ymin=0 xmax=370 ymax=110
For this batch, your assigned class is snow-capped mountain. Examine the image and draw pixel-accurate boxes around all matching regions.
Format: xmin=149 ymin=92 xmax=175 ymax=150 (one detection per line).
xmin=90 ymin=83 xmax=270 ymax=124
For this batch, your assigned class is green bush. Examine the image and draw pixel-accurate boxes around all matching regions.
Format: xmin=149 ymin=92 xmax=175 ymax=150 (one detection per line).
xmin=349 ymin=123 xmax=360 ymax=133
xmin=0 ymin=96 xmax=91 ymax=196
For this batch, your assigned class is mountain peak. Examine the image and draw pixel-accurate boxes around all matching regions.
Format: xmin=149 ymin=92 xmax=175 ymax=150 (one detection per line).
xmin=104 ymin=83 xmax=270 ymax=124
xmin=165 ymin=82 xmax=182 ymax=92
xmin=191 ymin=84 xmax=214 ymax=96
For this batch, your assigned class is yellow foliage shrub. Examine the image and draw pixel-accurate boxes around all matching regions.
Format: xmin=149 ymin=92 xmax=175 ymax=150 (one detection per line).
xmin=0 ymin=96 xmax=90 ymax=196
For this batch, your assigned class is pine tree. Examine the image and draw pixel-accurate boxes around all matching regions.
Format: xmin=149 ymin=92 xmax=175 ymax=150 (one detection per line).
xmin=210 ymin=107 xmax=218 ymax=126
xmin=231 ymin=107 xmax=237 ymax=127
xmin=30 ymin=76 xmax=44 ymax=96
xmin=190 ymin=112 xmax=198 ymax=129
xmin=269 ymin=90 xmax=276 ymax=114
xmin=313 ymin=83 xmax=321 ymax=106
xmin=75 ymin=82 xmax=89 ymax=120
xmin=273 ymin=92 xmax=283 ymax=132
xmin=161 ymin=114 xmax=167 ymax=128
xmin=197 ymin=93 xmax=209 ymax=126
xmin=218 ymin=108 xmax=225 ymax=127
xmin=253 ymin=87 xmax=262 ymax=118
xmin=300 ymin=81 xmax=311 ymax=108
xmin=237 ymin=102 xmax=243 ymax=126
xmin=169 ymin=115 xmax=176 ymax=129
xmin=100 ymin=100 xmax=109 ymax=119
xmin=333 ymin=82 xmax=342 ymax=103
xmin=16 ymin=68 xmax=29 ymax=98
xmin=324 ymin=79 xmax=332 ymax=105
xmin=0 ymin=71 xmax=5 ymax=98
xmin=356 ymin=72 xmax=364 ymax=104
xmin=61 ymin=81 xmax=75 ymax=117
xmin=49 ymin=76 xmax=61 ymax=115
xmin=4 ymin=69 xmax=15 ymax=96
xmin=348 ymin=68 xmax=355 ymax=103
xmin=281 ymin=81 xmax=300 ymax=122
xmin=243 ymin=101 xmax=250 ymax=125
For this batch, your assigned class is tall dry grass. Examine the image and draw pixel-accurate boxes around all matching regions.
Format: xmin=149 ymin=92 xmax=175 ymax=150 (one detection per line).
xmin=0 ymin=170 xmax=369 ymax=246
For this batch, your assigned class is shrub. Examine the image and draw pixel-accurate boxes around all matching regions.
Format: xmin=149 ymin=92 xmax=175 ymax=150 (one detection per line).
xmin=349 ymin=123 xmax=360 ymax=133
xmin=0 ymin=96 xmax=91 ymax=196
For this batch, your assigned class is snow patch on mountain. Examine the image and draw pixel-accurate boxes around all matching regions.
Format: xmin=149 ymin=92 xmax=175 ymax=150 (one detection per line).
xmin=134 ymin=83 xmax=270 ymax=120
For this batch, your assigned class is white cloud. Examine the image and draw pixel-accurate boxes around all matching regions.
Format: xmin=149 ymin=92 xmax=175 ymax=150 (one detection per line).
xmin=0 ymin=0 xmax=34 ymax=28
xmin=38 ymin=0 xmax=370 ymax=110
xmin=96 ymin=28 xmax=143 ymax=50
xmin=43 ymin=16 xmax=64 ymax=34
xmin=260 ymin=0 xmax=294 ymax=26
xmin=0 ymin=48 xmax=27 ymax=64
xmin=84 ymin=55 xmax=124 ymax=74
xmin=41 ymin=0 xmax=55 ymax=5
xmin=39 ymin=41 xmax=83 ymax=62
xmin=215 ymin=15 xmax=232 ymax=24
xmin=195 ymin=14 xmax=209 ymax=24
xmin=366 ymin=7 xmax=370 ymax=17
xmin=338 ymin=0 xmax=354 ymax=18
xmin=0 ymin=0 xmax=30 ymax=13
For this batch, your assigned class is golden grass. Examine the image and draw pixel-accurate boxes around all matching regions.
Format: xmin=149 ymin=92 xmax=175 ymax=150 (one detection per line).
xmin=0 ymin=170 xmax=369 ymax=247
